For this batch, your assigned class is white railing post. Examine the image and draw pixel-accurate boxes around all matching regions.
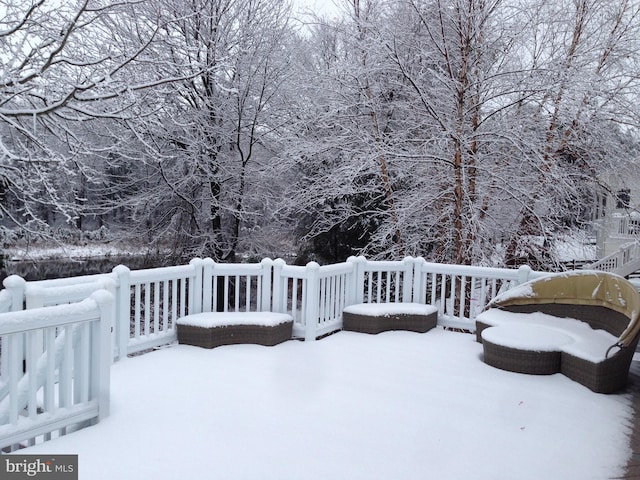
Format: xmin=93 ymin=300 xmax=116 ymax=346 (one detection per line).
xmin=346 ymin=257 xmax=359 ymax=306
xmin=190 ymin=258 xmax=204 ymax=314
xmin=90 ymin=290 xmax=114 ymax=422
xmin=272 ymin=258 xmax=286 ymax=313
xmin=402 ymin=257 xmax=415 ymax=302
xmin=112 ymin=265 xmax=131 ymax=362
xmin=3 ymin=275 xmax=25 ymax=312
xmin=517 ymin=265 xmax=532 ymax=285
xmin=1 ymin=275 xmax=25 ymax=379
xmin=202 ymin=258 xmax=215 ymax=313
xmin=24 ymin=285 xmax=46 ymax=363
xmin=352 ymin=256 xmax=366 ymax=304
xmin=413 ymin=257 xmax=426 ymax=304
xmin=260 ymin=258 xmax=273 ymax=312
xmin=304 ymin=262 xmax=320 ymax=342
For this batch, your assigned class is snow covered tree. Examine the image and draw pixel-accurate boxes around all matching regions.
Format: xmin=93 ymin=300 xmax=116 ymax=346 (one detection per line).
xmin=0 ymin=0 xmax=172 ymax=242
xmin=280 ymin=0 xmax=413 ymax=262
xmin=501 ymin=0 xmax=640 ymax=267
xmin=111 ymin=0 xmax=297 ymax=260
xmin=284 ymin=0 xmax=640 ymax=267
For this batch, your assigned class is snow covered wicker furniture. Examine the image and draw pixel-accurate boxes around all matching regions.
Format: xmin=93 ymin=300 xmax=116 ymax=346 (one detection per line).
xmin=475 ymin=271 xmax=640 ymax=393
xmin=177 ymin=312 xmax=294 ymax=349
xmin=342 ymin=303 xmax=438 ymax=335
xmin=481 ymin=325 xmax=573 ymax=375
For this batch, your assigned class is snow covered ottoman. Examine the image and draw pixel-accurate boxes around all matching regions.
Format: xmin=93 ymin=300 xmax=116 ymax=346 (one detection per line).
xmin=177 ymin=312 xmax=294 ymax=349
xmin=342 ymin=303 xmax=438 ymax=335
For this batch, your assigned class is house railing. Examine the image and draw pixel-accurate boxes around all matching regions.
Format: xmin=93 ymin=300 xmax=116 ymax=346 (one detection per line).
xmin=610 ymin=213 xmax=640 ymax=238
xmin=0 ymin=255 xmax=547 ymax=449
xmin=584 ymin=240 xmax=640 ymax=277
xmin=0 ymin=291 xmax=113 ymax=451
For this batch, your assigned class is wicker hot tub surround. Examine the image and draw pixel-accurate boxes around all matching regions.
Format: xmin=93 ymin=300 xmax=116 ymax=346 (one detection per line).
xmin=177 ymin=312 xmax=294 ymax=349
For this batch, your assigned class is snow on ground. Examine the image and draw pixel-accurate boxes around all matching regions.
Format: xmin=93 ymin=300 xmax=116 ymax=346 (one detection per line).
xmin=5 ymin=244 xmax=154 ymax=261
xmin=554 ymin=232 xmax=597 ymax=263
xmin=23 ymin=329 xmax=632 ymax=480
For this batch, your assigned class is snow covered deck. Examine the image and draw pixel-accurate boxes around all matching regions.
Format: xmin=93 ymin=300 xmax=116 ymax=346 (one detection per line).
xmin=3 ymin=257 xmax=634 ymax=454
xmin=19 ymin=329 xmax=634 ymax=480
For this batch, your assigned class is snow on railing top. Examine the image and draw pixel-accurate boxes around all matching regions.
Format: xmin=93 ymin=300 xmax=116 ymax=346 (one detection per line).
xmin=25 ymin=277 xmax=116 ymax=308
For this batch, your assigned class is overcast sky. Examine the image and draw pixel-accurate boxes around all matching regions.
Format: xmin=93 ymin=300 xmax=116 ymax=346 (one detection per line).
xmin=293 ymin=0 xmax=344 ymax=20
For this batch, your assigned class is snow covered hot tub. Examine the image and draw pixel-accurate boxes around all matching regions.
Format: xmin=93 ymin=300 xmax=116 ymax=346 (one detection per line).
xmin=342 ymin=302 xmax=438 ymax=335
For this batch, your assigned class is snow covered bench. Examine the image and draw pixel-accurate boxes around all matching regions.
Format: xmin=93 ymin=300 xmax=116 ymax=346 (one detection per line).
xmin=342 ymin=303 xmax=438 ymax=335
xmin=476 ymin=271 xmax=640 ymax=393
xmin=177 ymin=312 xmax=294 ymax=349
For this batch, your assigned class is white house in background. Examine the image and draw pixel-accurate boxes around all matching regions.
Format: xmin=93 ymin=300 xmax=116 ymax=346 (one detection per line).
xmin=593 ymin=171 xmax=640 ymax=258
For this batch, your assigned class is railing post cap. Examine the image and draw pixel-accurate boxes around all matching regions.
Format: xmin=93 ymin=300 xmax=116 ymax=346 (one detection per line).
xmin=260 ymin=257 xmax=273 ymax=267
xmin=307 ymin=261 xmax=320 ymax=270
xmin=517 ymin=265 xmax=532 ymax=283
xmin=190 ymin=257 xmax=204 ymax=266
xmin=202 ymin=257 xmax=215 ymax=267
xmin=2 ymin=274 xmax=25 ymax=289
xmin=112 ymin=264 xmax=130 ymax=275
xmin=273 ymin=258 xmax=286 ymax=267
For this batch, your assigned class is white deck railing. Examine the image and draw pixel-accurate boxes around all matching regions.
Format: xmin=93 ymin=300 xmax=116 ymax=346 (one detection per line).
xmin=0 ymin=256 xmax=547 ymax=354
xmin=273 ymin=260 xmax=357 ymax=339
xmin=113 ymin=262 xmax=200 ymax=359
xmin=201 ymin=258 xmax=273 ymax=313
xmin=585 ymin=240 xmax=640 ymax=277
xmin=415 ymin=262 xmax=545 ymax=331
xmin=0 ymin=290 xmax=113 ymax=451
xmin=0 ymin=255 xmax=549 ymax=449
xmin=611 ymin=213 xmax=640 ymax=237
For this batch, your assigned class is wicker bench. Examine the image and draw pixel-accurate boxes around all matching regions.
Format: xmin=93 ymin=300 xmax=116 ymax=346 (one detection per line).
xmin=177 ymin=312 xmax=293 ymax=349
xmin=342 ymin=303 xmax=438 ymax=335
xmin=476 ymin=271 xmax=640 ymax=393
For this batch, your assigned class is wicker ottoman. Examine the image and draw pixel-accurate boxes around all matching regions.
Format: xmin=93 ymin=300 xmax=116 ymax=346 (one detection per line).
xmin=177 ymin=312 xmax=293 ymax=349
xmin=342 ymin=303 xmax=438 ymax=335
xmin=481 ymin=325 xmax=573 ymax=375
